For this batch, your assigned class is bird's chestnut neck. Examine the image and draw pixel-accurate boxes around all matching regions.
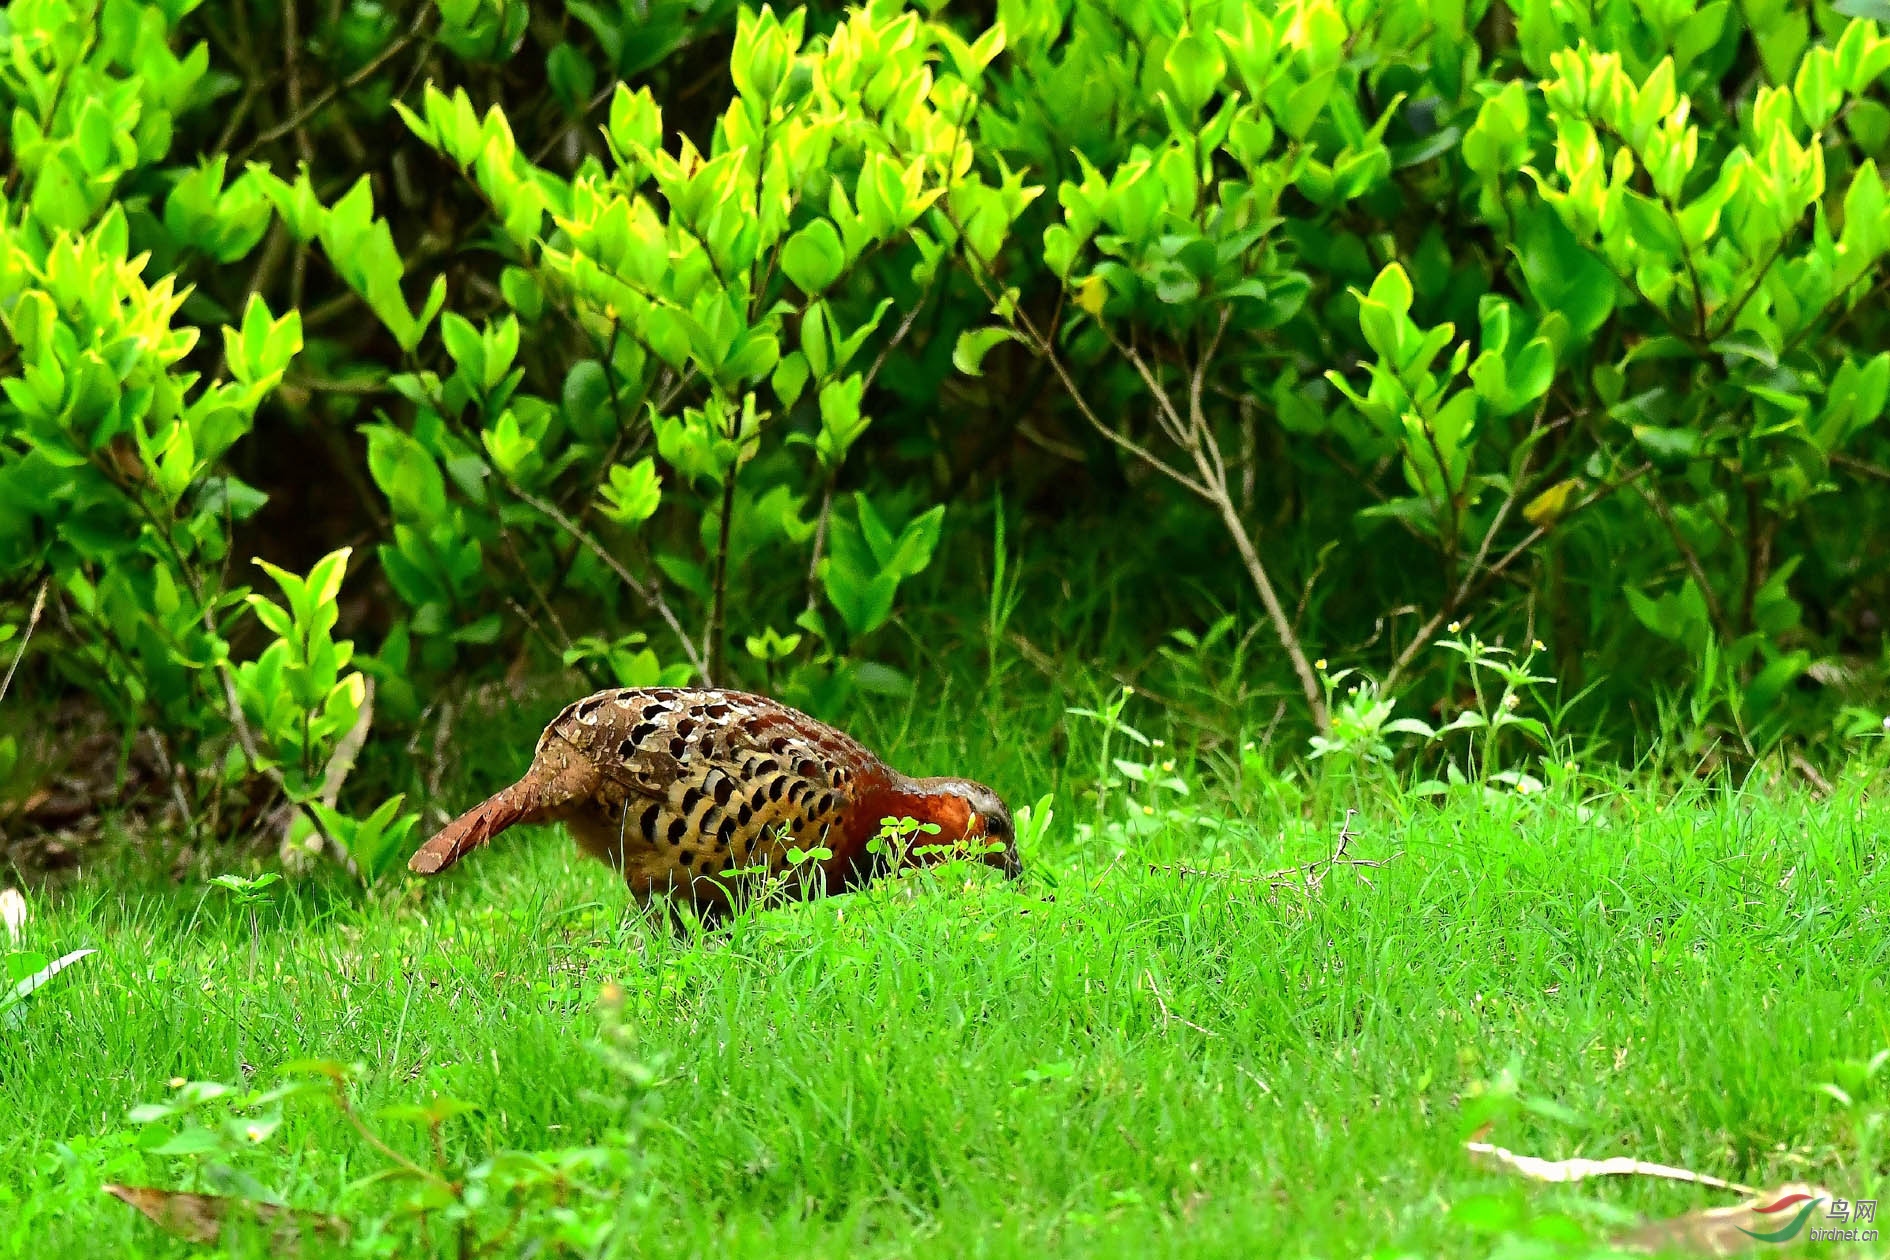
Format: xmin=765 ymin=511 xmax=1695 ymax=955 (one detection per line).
xmin=831 ymin=774 xmax=1017 ymax=880
xmin=849 ymin=779 xmax=975 ymax=843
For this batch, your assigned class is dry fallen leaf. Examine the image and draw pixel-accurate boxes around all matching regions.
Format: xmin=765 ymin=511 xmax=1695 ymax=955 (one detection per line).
xmin=103 ymin=1184 xmax=349 ymax=1249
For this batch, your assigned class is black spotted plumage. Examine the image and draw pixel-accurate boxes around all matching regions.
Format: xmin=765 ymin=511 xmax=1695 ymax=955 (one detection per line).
xmin=407 ymin=687 xmax=1021 ymax=918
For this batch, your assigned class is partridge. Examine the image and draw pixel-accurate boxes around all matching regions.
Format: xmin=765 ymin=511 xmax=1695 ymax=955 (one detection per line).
xmin=407 ymin=687 xmax=1018 ymax=916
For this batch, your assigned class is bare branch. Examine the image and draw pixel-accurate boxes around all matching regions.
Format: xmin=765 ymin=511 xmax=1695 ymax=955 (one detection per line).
xmin=0 ymin=580 xmax=49 ymax=707
xmin=1384 ymin=462 xmax=1652 ymax=689
xmin=948 ymin=235 xmax=1210 ymax=497
xmin=506 ymin=483 xmax=709 ymax=681
xmin=1632 ymin=477 xmax=1732 ymax=643
xmin=240 ymin=4 xmax=433 ymax=159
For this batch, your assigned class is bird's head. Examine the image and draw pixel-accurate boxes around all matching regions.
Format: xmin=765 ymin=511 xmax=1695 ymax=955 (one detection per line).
xmin=902 ymin=777 xmax=1020 ymax=878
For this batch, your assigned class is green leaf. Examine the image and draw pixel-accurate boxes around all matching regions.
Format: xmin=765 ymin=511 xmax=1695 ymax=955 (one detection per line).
xmin=952 ymin=327 xmax=1016 ymax=377
xmin=500 ymin=267 xmax=543 ymax=321
xmin=439 ymin=313 xmax=486 ymax=388
xmin=148 ymin=1127 xmax=228 ymax=1156
xmin=606 ymin=84 xmax=662 ymax=156
xmin=547 ymin=43 xmax=597 ymax=113
xmin=781 ymin=220 xmax=846 ymax=295
xmin=562 ymin=360 xmax=613 ymax=443
xmin=1278 ymin=68 xmax=1336 ymax=140
xmin=816 ymin=374 xmax=868 ymax=467
xmin=1794 ymin=46 xmax=1840 ymax=130
xmin=8 ymin=947 xmax=95 ymax=1003
xmin=598 ymin=457 xmax=662 ymax=526
xmin=1618 ymin=192 xmax=1683 ymax=258
xmin=1153 ymin=263 xmax=1201 ymax=304
xmin=1711 ymin=329 xmax=1779 ymax=369
xmin=1630 ymin=424 xmax=1700 ymax=465
xmin=306 ymin=548 xmax=352 ymax=613
xmin=365 ymin=425 xmax=449 ymax=522
xmin=886 ymin=505 xmax=945 ymax=580
xmin=1517 ymin=210 xmax=1617 ymax=340
xmin=1164 ymin=31 xmax=1226 ymax=115
xmin=75 ymin=98 xmax=116 ymax=175
xmin=772 ymin=351 xmax=810 ymax=409
xmin=1505 ymin=338 xmax=1556 ymax=411
xmin=1674 ymin=3 xmax=1731 ymax=69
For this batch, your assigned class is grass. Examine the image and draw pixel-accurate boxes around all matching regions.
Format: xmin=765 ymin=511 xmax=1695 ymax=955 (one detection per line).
xmin=2 ymin=678 xmax=1888 ymax=1259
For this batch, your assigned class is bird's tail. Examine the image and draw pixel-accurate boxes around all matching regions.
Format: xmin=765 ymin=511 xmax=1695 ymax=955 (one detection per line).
xmin=407 ymin=783 xmax=537 ymax=875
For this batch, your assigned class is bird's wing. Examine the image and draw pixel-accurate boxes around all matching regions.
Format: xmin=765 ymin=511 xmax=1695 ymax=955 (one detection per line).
xmin=537 ymin=687 xmax=884 ymax=858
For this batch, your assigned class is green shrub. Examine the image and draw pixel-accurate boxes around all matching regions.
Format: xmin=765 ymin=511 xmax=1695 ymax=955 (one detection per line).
xmin=962 ymin=0 xmax=1890 ymax=752
xmin=5 ymin=0 xmax=1890 ymax=876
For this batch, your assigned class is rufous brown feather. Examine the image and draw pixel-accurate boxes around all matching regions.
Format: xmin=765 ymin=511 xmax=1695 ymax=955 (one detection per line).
xmin=406 ymin=786 xmax=533 ymax=875
xmin=405 ymin=687 xmax=1017 ymax=918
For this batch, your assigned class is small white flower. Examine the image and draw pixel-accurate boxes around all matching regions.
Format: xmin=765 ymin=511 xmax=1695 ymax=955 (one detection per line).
xmin=245 ymin=1125 xmax=265 ymax=1143
xmin=1531 ymin=639 xmax=1546 ymax=652
xmin=1448 ymin=621 xmax=1462 ymax=633
xmin=1314 ymin=658 xmax=1328 ymax=671
xmin=0 ymin=888 xmax=25 ymax=946
xmin=1503 ymin=693 xmax=1521 ymax=710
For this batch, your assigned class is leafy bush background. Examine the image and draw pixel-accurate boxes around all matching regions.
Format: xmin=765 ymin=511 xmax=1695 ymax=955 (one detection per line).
xmin=5 ymin=0 xmax=1890 ymax=868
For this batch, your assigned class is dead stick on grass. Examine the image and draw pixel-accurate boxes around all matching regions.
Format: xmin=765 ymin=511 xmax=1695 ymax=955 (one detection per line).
xmin=1466 ymin=1138 xmax=1760 ymax=1197
xmin=1143 ymin=969 xmax=1215 ymax=1037
xmin=1146 ymin=810 xmax=1398 ymax=895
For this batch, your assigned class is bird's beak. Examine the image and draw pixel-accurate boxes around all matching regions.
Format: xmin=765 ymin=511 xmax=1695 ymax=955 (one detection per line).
xmin=969 ymin=813 xmax=1021 ymax=878
xmin=983 ymin=835 xmax=1022 ymax=879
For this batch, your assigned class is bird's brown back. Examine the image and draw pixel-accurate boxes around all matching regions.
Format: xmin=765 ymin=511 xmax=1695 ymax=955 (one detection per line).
xmin=537 ymin=687 xmax=897 ymax=905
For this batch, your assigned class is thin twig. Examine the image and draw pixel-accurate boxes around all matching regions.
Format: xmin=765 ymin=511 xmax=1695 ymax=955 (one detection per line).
xmin=1832 ymin=451 xmax=1890 ymax=482
xmin=860 ymin=286 xmax=937 ymax=393
xmin=1632 ymin=478 xmax=1732 ymax=644
xmin=1385 ymin=462 xmax=1652 ymax=691
xmin=506 ymin=483 xmax=708 ymax=681
xmin=240 ymin=5 xmax=433 ymax=159
xmin=949 ymin=237 xmax=1210 ymax=496
xmin=1149 ymin=810 xmax=1396 ymax=898
xmin=1788 ymin=751 xmax=1833 ymax=800
xmin=803 ymin=471 xmax=837 ymax=618
xmin=1143 ymin=970 xmax=1215 ymax=1037
xmin=0 ymin=580 xmax=48 ymax=707
xmin=1711 ymin=232 xmax=1794 ymax=342
xmin=282 ymin=0 xmax=314 ymax=165
xmin=143 ymin=732 xmax=197 ymax=831
xmin=317 ymin=678 xmax=376 ymax=810
xmin=1015 ymin=418 xmax=1085 ymax=462
xmin=706 ymin=451 xmax=737 ymax=687
xmin=210 ymin=84 xmax=260 ymax=156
